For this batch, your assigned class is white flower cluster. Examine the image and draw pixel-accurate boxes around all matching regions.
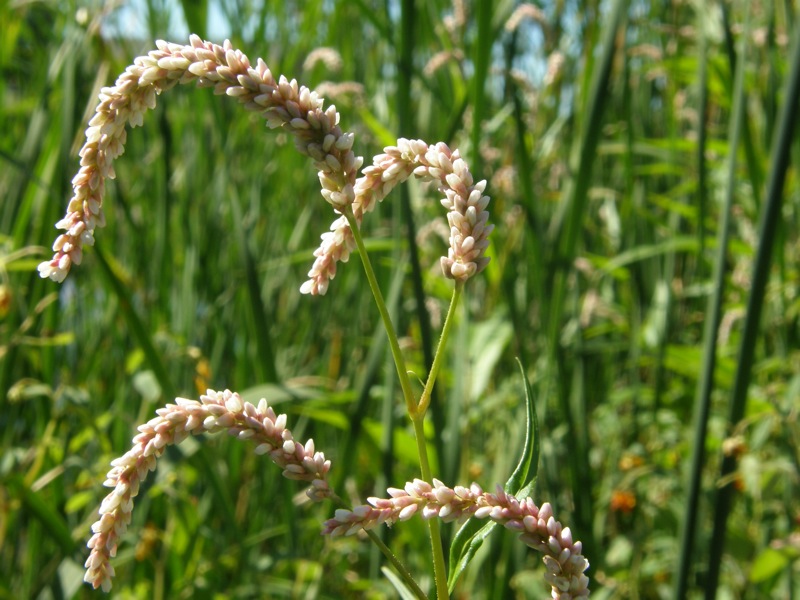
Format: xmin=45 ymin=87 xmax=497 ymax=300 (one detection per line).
xmin=305 ymin=138 xmax=493 ymax=293
xmin=84 ymin=389 xmax=331 ymax=592
xmin=38 ymin=36 xmax=492 ymax=296
xmin=324 ymin=478 xmax=589 ymax=599
xmin=38 ymin=35 xmax=361 ymax=286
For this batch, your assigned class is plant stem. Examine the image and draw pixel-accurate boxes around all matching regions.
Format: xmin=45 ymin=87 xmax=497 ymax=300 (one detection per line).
xmin=412 ymin=414 xmax=449 ymax=599
xmin=344 ymin=208 xmax=417 ymax=415
xmin=365 ymin=529 xmax=429 ymax=600
xmin=704 ymin=21 xmax=800 ymax=598
xmin=345 ymin=208 xmax=450 ymax=597
xmin=418 ymin=281 xmax=462 ymax=416
xmin=673 ymin=5 xmax=744 ymax=596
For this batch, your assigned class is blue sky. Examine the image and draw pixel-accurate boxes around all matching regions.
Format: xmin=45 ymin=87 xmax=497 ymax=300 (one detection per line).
xmin=103 ymin=0 xmax=232 ymax=41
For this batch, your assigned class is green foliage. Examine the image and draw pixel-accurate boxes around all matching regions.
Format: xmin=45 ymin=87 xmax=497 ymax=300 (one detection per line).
xmin=447 ymin=359 xmax=540 ymax=593
xmin=2 ymin=0 xmax=799 ymax=598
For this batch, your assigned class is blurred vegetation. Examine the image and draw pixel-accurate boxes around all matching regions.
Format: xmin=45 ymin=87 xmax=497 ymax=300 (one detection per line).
xmin=2 ymin=0 xmax=799 ymax=598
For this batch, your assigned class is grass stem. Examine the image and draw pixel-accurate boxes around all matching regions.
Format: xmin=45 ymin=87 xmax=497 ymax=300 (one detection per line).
xmin=418 ymin=281 xmax=462 ymax=416
xmin=344 ymin=207 xmax=417 ymax=416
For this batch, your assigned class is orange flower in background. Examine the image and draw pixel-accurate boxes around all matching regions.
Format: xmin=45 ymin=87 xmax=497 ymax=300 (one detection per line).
xmin=610 ymin=490 xmax=637 ymax=514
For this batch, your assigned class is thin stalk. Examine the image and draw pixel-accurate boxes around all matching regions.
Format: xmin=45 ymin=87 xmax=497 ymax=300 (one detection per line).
xmin=345 ymin=205 xmax=448 ymax=597
xmin=335 ymin=261 xmax=406 ymax=494
xmin=720 ymin=2 xmax=764 ymax=203
xmin=365 ymin=529 xmax=429 ymax=600
xmin=695 ymin=0 xmax=709 ymax=275
xmin=343 ymin=208 xmax=416 ymax=414
xmin=411 ymin=414 xmax=449 ymax=600
xmin=231 ymin=189 xmax=278 ymax=382
xmin=418 ymin=282 xmax=463 ymax=416
xmin=705 ymin=23 xmax=800 ymax=599
xmin=396 ymin=0 xmax=445 ymax=474
xmin=544 ymin=0 xmax=627 ymax=564
xmin=673 ymin=10 xmax=746 ymax=597
xmin=470 ymin=0 xmax=493 ymax=163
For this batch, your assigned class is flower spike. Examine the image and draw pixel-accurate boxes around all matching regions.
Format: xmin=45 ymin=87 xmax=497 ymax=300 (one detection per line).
xmin=84 ymin=389 xmax=331 ymax=592
xmin=323 ymin=479 xmax=589 ymax=599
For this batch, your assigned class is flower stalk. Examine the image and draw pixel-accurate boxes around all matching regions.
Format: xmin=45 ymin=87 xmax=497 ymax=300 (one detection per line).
xmin=342 ymin=206 xmax=417 ymax=416
xmin=417 ymin=281 xmax=463 ymax=416
xmin=345 ymin=204 xmax=449 ymax=597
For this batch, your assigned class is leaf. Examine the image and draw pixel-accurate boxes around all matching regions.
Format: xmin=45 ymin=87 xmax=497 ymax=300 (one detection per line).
xmin=7 ymin=475 xmax=76 ymax=555
xmin=178 ymin=0 xmax=208 ymax=38
xmin=749 ymin=547 xmax=795 ymax=583
xmin=446 ymin=359 xmax=540 ymax=592
xmin=381 ymin=566 xmax=421 ymax=600
xmin=504 ymin=358 xmax=540 ymax=494
xmin=446 ymin=518 xmax=497 ymax=594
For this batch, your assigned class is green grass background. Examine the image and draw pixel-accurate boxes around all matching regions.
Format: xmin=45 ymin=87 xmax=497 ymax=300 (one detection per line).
xmin=2 ymin=0 xmax=799 ymax=598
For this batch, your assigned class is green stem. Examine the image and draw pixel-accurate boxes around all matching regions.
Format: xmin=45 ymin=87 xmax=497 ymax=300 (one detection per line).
xmin=673 ymin=6 xmax=745 ymax=597
xmin=365 ymin=529 xmax=429 ymax=600
xmin=412 ymin=415 xmax=449 ymax=599
xmin=705 ymin=21 xmax=800 ymax=598
xmin=418 ymin=282 xmax=462 ymax=416
xmin=343 ymin=208 xmax=416 ymax=415
xmin=344 ymin=208 xmax=451 ymax=597
xmin=344 ymin=206 xmax=458 ymax=597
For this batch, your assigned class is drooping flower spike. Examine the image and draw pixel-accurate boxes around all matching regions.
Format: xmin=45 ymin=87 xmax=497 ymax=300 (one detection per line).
xmin=38 ymin=35 xmax=360 ymax=287
xmin=38 ymin=36 xmax=492 ymax=295
xmin=324 ymin=478 xmax=590 ymax=599
xmin=83 ymin=389 xmax=332 ymax=592
xmin=303 ymin=138 xmax=493 ymax=294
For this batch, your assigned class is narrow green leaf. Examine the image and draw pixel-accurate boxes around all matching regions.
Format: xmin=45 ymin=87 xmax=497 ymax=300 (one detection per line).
xmin=447 ymin=518 xmax=495 ymax=594
xmin=7 ymin=474 xmax=76 ymax=555
xmin=447 ymin=359 xmax=539 ymax=592
xmin=231 ymin=188 xmax=278 ymax=383
xmin=705 ymin=21 xmax=800 ymax=599
xmin=673 ymin=9 xmax=745 ymax=594
xmin=504 ymin=358 xmax=540 ymax=494
xmin=178 ymin=0 xmax=207 ymax=38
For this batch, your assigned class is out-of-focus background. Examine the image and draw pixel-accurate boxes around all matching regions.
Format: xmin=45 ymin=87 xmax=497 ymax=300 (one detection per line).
xmin=2 ymin=0 xmax=798 ymax=598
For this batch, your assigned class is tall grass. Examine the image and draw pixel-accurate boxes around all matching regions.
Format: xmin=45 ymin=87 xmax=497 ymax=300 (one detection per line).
xmin=2 ymin=1 xmax=798 ymax=598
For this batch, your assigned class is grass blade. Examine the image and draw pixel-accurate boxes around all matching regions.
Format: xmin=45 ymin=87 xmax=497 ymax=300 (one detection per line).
xmin=94 ymin=242 xmax=176 ymax=401
xmin=673 ymin=6 xmax=747 ymax=596
xmin=704 ymin=22 xmax=800 ymax=599
xmin=545 ymin=0 xmax=628 ymax=564
xmin=447 ymin=358 xmax=539 ymax=592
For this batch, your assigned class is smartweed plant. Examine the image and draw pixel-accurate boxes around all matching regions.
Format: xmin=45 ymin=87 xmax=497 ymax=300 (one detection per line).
xmin=39 ymin=36 xmax=589 ymax=599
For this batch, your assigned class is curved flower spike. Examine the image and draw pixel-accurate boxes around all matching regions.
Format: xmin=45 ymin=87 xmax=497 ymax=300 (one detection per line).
xmin=323 ymin=479 xmax=588 ymax=599
xmin=301 ymin=138 xmax=493 ymax=294
xmin=84 ymin=389 xmax=332 ymax=592
xmin=38 ymin=35 xmax=361 ymax=285
xmin=38 ymin=36 xmax=491 ymax=296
